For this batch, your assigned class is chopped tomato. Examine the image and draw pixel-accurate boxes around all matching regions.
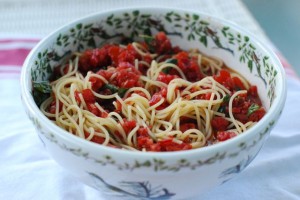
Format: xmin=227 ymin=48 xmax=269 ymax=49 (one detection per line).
xmin=84 ymin=131 xmax=105 ymax=144
xmin=248 ymin=86 xmax=263 ymax=106
xmin=154 ymin=32 xmax=172 ymax=54
xmin=149 ymin=93 xmax=163 ymax=106
xmin=89 ymin=76 xmax=105 ymax=91
xmin=248 ymin=107 xmax=266 ymax=122
xmin=79 ymin=47 xmax=110 ymax=72
xmin=48 ymin=100 xmax=62 ymax=114
xmin=149 ymin=88 xmax=169 ymax=110
xmin=217 ymin=131 xmax=236 ymax=141
xmin=180 ymin=123 xmax=196 ymax=132
xmin=157 ymin=72 xmax=179 ymax=84
xmin=81 ymin=89 xmax=95 ymax=103
xmin=175 ymin=51 xmax=204 ymax=82
xmin=108 ymin=45 xmax=121 ymax=65
xmin=114 ymin=62 xmax=141 ymax=88
xmin=197 ymin=92 xmax=212 ymax=100
xmin=156 ymin=138 xmax=192 ymax=151
xmin=232 ymin=76 xmax=245 ymax=90
xmin=87 ymin=103 xmax=100 ymax=116
xmin=121 ymin=119 xmax=137 ymax=134
xmin=211 ymin=117 xmax=229 ymax=131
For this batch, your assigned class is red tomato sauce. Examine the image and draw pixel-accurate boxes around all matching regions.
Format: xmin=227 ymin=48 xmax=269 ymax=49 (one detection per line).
xmin=49 ymin=32 xmax=266 ymax=151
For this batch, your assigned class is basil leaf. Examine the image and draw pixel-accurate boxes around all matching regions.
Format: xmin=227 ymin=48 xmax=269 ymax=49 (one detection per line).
xmin=103 ymin=84 xmax=128 ymax=97
xmin=222 ymin=94 xmax=230 ymax=103
xmin=139 ymin=34 xmax=155 ymax=52
xmin=118 ymin=88 xmax=128 ymax=97
xmin=32 ymin=81 xmax=52 ymax=106
xmin=33 ymin=81 xmax=52 ymax=93
xmin=161 ymin=59 xmax=178 ymax=74
xmin=103 ymin=84 xmax=118 ymax=93
xmin=217 ymin=105 xmax=226 ymax=113
xmin=139 ymin=34 xmax=154 ymax=45
xmin=166 ymin=58 xmax=178 ymax=65
xmin=247 ymin=103 xmax=260 ymax=116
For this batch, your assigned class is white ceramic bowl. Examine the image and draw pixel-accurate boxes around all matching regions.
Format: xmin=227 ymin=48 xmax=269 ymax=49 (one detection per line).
xmin=21 ymin=7 xmax=286 ymax=199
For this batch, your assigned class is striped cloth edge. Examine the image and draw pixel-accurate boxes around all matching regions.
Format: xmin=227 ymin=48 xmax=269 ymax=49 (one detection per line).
xmin=0 ymin=38 xmax=298 ymax=80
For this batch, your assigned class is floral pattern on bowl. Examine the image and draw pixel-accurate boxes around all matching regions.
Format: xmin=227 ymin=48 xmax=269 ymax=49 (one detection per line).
xmin=31 ymin=9 xmax=277 ymax=107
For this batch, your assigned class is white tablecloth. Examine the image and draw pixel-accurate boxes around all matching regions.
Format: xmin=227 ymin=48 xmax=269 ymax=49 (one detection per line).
xmin=1 ymin=0 xmax=299 ymax=199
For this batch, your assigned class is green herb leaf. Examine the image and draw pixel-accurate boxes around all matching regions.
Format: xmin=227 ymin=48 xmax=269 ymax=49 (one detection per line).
xmin=247 ymin=103 xmax=260 ymax=116
xmin=103 ymin=84 xmax=118 ymax=93
xmin=217 ymin=105 xmax=226 ymax=113
xmin=32 ymin=81 xmax=52 ymax=106
xmin=139 ymin=34 xmax=154 ymax=44
xmin=139 ymin=34 xmax=155 ymax=52
xmin=103 ymin=84 xmax=128 ymax=97
xmin=161 ymin=59 xmax=178 ymax=74
xmin=222 ymin=94 xmax=231 ymax=103
xmin=166 ymin=58 xmax=178 ymax=65
xmin=118 ymin=88 xmax=129 ymax=97
xmin=33 ymin=81 xmax=52 ymax=93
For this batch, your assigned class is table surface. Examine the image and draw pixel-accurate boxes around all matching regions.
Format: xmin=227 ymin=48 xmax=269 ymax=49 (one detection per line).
xmin=1 ymin=1 xmax=300 ymax=200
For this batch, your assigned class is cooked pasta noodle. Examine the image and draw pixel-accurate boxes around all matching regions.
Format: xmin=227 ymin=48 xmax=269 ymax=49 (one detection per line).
xmin=39 ymin=32 xmax=266 ymax=152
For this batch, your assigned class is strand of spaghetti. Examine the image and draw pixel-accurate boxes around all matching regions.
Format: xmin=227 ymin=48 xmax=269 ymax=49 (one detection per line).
xmin=155 ymin=130 xmax=182 ymax=139
xmin=126 ymin=125 xmax=140 ymax=148
xmin=57 ymin=114 xmax=74 ymax=128
xmin=119 ymin=144 xmax=140 ymax=151
xmin=152 ymin=121 xmax=173 ymax=137
xmin=84 ymin=126 xmax=95 ymax=141
xmin=96 ymin=126 xmax=113 ymax=146
xmin=123 ymin=87 xmax=151 ymax=100
xmin=138 ymin=60 xmax=151 ymax=68
xmin=40 ymin=97 xmax=55 ymax=118
xmin=83 ymin=114 xmax=124 ymax=145
xmin=167 ymin=78 xmax=191 ymax=102
xmin=155 ymin=62 xmax=187 ymax=80
xmin=150 ymin=109 xmax=156 ymax=126
xmin=204 ymin=108 xmax=213 ymax=138
xmin=182 ymin=129 xmax=206 ymax=145
xmin=55 ymin=77 xmax=84 ymax=105
xmin=141 ymin=75 xmax=167 ymax=89
xmin=51 ymin=57 xmax=79 ymax=86
xmin=61 ymin=105 xmax=84 ymax=138
xmin=85 ymin=71 xmax=109 ymax=84
xmin=228 ymin=90 xmax=247 ymax=133
xmin=94 ymin=102 xmax=107 ymax=113
xmin=147 ymin=98 xmax=164 ymax=111
xmin=107 ymin=112 xmax=124 ymax=124
xmin=132 ymin=42 xmax=157 ymax=58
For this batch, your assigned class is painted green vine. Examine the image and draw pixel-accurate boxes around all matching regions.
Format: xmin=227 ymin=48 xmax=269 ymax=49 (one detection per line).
xmin=31 ymin=10 xmax=278 ymax=107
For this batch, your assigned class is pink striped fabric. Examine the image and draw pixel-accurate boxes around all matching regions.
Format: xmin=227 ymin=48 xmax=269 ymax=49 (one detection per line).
xmin=0 ymin=38 xmax=298 ymax=79
xmin=0 ymin=39 xmax=38 ymax=79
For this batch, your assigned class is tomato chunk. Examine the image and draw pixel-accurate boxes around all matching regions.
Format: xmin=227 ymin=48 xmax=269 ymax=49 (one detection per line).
xmin=211 ymin=117 xmax=229 ymax=131
xmin=217 ymin=131 xmax=236 ymax=141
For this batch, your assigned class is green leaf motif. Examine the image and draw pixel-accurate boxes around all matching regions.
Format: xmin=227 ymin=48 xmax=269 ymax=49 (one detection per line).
xmin=248 ymin=60 xmax=253 ymax=72
xmin=133 ymin=10 xmax=139 ymax=16
xmin=193 ymin=14 xmax=199 ymax=20
xmin=200 ymin=35 xmax=207 ymax=47
xmin=165 ymin=16 xmax=172 ymax=23
xmin=76 ymin=23 xmax=82 ymax=30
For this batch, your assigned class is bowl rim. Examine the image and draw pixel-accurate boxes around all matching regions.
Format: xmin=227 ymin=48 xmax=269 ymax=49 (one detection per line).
xmin=20 ymin=6 xmax=287 ymax=159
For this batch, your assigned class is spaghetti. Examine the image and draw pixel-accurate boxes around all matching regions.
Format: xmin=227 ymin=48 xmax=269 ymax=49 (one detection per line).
xmin=39 ymin=32 xmax=266 ymax=152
